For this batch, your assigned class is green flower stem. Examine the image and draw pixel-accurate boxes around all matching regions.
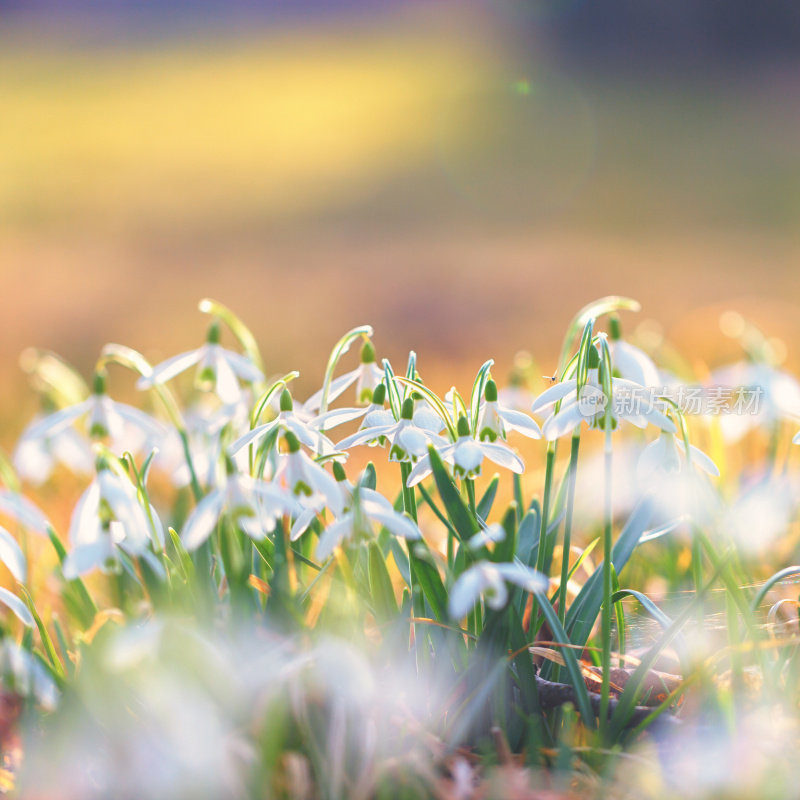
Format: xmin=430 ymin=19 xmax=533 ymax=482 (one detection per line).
xmin=536 ymin=444 xmax=557 ymax=576
xmin=558 ymin=432 xmax=581 ymax=628
xmin=599 ymin=428 xmax=613 ymax=739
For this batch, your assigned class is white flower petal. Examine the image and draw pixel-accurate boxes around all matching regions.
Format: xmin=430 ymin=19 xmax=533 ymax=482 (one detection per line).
xmin=362 ymin=504 xmax=421 ymax=541
xmin=303 ymin=370 xmax=360 ymax=413
xmin=405 ymin=455 xmax=433 ymax=487
xmin=453 ymin=439 xmax=484 ymax=473
xmin=63 ymin=540 xmax=116 ymax=580
xmin=0 ymin=526 xmax=26 ymax=582
xmin=542 ymin=404 xmax=584 ymax=440
xmin=0 ymin=587 xmax=34 ymax=627
xmin=531 ymin=380 xmax=577 ymax=415
xmin=495 ymin=561 xmax=549 ymax=593
xmin=316 ymin=515 xmax=354 ymax=561
xmin=222 ymin=350 xmax=265 ymax=384
xmin=480 ymin=441 xmax=525 ymax=474
xmin=290 ymin=508 xmax=318 ymax=542
xmin=497 ymin=406 xmax=542 ymax=438
xmin=138 ymin=349 xmax=204 ymax=388
xmin=22 ymin=401 xmax=89 ymax=441
xmin=337 ymin=424 xmax=396 ymax=450
xmin=181 ymin=491 xmax=226 ymax=551
xmin=68 ymin=482 xmax=102 ymax=547
xmin=229 ymin=420 xmax=279 ymax=455
xmin=211 ymin=348 xmax=242 ymax=405
xmin=310 ymin=406 xmax=369 ymax=431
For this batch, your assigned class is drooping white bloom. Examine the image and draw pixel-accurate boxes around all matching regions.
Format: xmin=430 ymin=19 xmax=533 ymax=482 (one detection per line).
xmin=448 ymin=560 xmax=548 ymax=619
xmin=271 ymin=432 xmax=344 ymax=516
xmin=229 ymin=389 xmax=337 ymax=459
xmin=707 ymin=362 xmax=800 ymax=443
xmin=16 ymin=373 xmax=166 ymax=473
xmin=64 ymin=460 xmax=165 ymax=579
xmin=181 ymin=468 xmax=302 ymax=551
xmin=406 ymin=416 xmax=524 ymax=487
xmin=13 ymin=415 xmax=94 ymax=485
xmin=303 ymin=340 xmax=384 ymax=412
xmin=137 ymin=322 xmax=264 ymax=405
xmin=315 ymin=489 xmax=420 ymax=561
xmin=532 ymin=345 xmax=676 ymax=441
xmin=476 ymin=379 xmax=541 ymax=442
xmin=336 ymin=397 xmax=447 ymax=463
xmin=637 ymin=432 xmax=720 ymax=485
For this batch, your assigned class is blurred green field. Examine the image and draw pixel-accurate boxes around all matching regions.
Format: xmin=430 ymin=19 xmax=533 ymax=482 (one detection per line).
xmin=2 ymin=21 xmax=800 ymax=438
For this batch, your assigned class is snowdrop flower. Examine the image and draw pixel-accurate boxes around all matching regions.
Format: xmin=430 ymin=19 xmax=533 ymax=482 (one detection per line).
xmin=476 ymin=380 xmax=541 ymax=442
xmin=13 ymin=415 xmax=94 ymax=485
xmin=794 ymin=430 xmax=800 ymax=445
xmin=181 ymin=461 xmax=302 ymax=551
xmin=707 ymin=362 xmax=800 ymax=443
xmin=336 ymin=397 xmax=447 ymax=463
xmin=449 ymin=560 xmax=548 ymax=619
xmin=64 ymin=458 xmax=164 ymax=579
xmin=315 ymin=483 xmax=420 ymax=562
xmin=608 ymin=315 xmax=661 ymax=387
xmin=406 ymin=415 xmax=524 ymax=487
xmin=272 ymin=432 xmax=344 ymax=515
xmin=17 ymin=373 xmax=166 ymax=470
xmin=637 ymin=431 xmax=719 ymax=486
xmin=636 ymin=431 xmax=720 ymax=531
xmin=309 ymin=383 xmax=394 ymax=434
xmin=229 ymin=389 xmax=337 ymax=459
xmin=532 ymin=345 xmax=676 ymax=440
xmin=303 ymin=340 xmax=384 ymax=413
xmin=137 ymin=322 xmax=264 ymax=406
xmin=724 ymin=474 xmax=799 ymax=556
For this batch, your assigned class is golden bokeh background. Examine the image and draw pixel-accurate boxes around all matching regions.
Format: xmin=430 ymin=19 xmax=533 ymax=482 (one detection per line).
xmin=2 ymin=4 xmax=800 ymax=439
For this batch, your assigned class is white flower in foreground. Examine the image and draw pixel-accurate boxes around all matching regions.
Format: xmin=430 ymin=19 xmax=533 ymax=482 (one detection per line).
xmin=406 ymin=415 xmax=524 ymax=487
xmin=229 ymin=389 xmax=337 ymax=458
xmin=315 ymin=486 xmax=420 ymax=562
xmin=476 ymin=379 xmax=541 ymax=442
xmin=137 ymin=321 xmax=264 ymax=405
xmin=272 ymin=432 xmax=344 ymax=515
xmin=795 ymin=430 xmax=800 ymax=445
xmin=303 ymin=340 xmax=384 ymax=412
xmin=336 ymin=397 xmax=447 ymax=463
xmin=64 ymin=459 xmax=164 ymax=579
xmin=532 ymin=345 xmax=676 ymax=440
xmin=449 ymin=560 xmax=548 ymax=619
xmin=181 ymin=464 xmax=302 ymax=551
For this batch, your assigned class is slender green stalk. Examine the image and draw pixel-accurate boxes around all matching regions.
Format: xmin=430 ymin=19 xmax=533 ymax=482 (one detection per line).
xmin=558 ymin=433 xmax=581 ymax=627
xmin=599 ymin=427 xmax=613 ymax=739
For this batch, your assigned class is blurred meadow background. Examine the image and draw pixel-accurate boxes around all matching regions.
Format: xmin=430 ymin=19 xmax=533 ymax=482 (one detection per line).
xmin=2 ymin=0 xmax=800 ymax=433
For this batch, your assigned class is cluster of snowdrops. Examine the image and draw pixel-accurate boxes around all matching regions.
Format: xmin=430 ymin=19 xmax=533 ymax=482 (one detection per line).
xmin=2 ymin=296 xmax=800 ymax=798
